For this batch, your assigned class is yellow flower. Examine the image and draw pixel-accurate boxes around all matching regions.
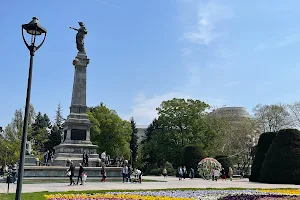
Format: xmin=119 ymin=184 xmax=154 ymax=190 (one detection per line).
xmin=259 ymin=189 xmax=300 ymax=195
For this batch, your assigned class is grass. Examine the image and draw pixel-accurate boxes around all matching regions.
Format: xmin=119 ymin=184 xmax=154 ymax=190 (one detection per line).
xmin=2 ymin=188 xmax=300 ymax=200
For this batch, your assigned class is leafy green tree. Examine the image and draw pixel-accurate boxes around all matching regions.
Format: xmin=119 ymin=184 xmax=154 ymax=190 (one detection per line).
xmin=29 ymin=112 xmax=52 ymax=153
xmin=45 ymin=125 xmax=62 ymax=151
xmin=181 ymin=145 xmax=206 ymax=170
xmin=45 ymin=103 xmax=65 ymax=151
xmin=88 ymin=103 xmax=131 ymax=159
xmin=0 ymin=109 xmax=24 ymax=165
xmin=142 ymin=98 xmax=215 ymax=170
xmin=129 ymin=117 xmax=138 ymax=167
xmin=156 ymin=98 xmax=212 ymax=148
xmin=215 ymin=155 xmax=233 ymax=177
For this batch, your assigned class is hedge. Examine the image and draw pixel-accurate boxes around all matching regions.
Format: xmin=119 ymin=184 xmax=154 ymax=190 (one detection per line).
xmin=249 ymin=131 xmax=277 ymax=182
xmin=259 ymin=129 xmax=300 ymax=184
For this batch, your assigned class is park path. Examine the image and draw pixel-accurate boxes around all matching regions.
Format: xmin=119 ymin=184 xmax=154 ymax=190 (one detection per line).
xmin=1 ymin=176 xmax=300 ymax=194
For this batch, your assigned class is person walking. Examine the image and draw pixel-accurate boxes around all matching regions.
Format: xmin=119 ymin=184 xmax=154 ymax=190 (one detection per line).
xmin=189 ymin=168 xmax=194 ymax=179
xmin=12 ymin=164 xmax=17 ymax=184
xmin=229 ymin=167 xmax=233 ymax=181
xmin=101 ymin=166 xmax=107 ymax=182
xmin=221 ymin=168 xmax=226 ymax=180
xmin=121 ymin=165 xmax=126 ymax=183
xmin=178 ymin=166 xmax=183 ymax=180
xmin=214 ymin=168 xmax=220 ymax=181
xmin=67 ymin=162 xmax=75 ymax=186
xmin=183 ymin=166 xmax=187 ymax=180
xmin=44 ymin=150 xmax=49 ymax=166
xmin=162 ymin=168 xmax=167 ymax=179
xmin=127 ymin=165 xmax=132 ymax=182
xmin=76 ymin=163 xmax=84 ymax=185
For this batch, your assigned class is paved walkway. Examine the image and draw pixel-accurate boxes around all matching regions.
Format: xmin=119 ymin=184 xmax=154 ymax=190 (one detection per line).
xmin=1 ymin=176 xmax=300 ymax=194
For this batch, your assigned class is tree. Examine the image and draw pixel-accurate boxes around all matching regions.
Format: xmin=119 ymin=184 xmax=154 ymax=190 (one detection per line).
xmin=259 ymin=129 xmax=300 ymax=184
xmin=253 ymin=104 xmax=293 ymax=133
xmin=0 ymin=109 xmax=24 ymax=165
xmin=45 ymin=125 xmax=62 ymax=151
xmin=181 ymin=145 xmax=206 ymax=170
xmin=45 ymin=103 xmax=65 ymax=151
xmin=129 ymin=117 xmax=138 ymax=167
xmin=215 ymin=155 xmax=233 ymax=177
xmin=55 ymin=103 xmax=65 ymax=127
xmin=286 ymin=102 xmax=300 ymax=128
xmin=29 ymin=112 xmax=52 ymax=153
xmin=142 ymin=98 xmax=216 ymax=170
xmin=156 ymin=98 xmax=212 ymax=149
xmin=88 ymin=103 xmax=131 ymax=159
xmin=249 ymin=132 xmax=277 ymax=182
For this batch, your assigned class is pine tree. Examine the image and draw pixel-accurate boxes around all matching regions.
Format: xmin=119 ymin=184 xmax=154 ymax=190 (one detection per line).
xmin=55 ymin=103 xmax=65 ymax=127
xmin=129 ymin=117 xmax=139 ymax=168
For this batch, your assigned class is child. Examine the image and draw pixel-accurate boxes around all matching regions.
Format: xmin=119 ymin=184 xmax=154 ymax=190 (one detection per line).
xmin=82 ymin=172 xmax=87 ymax=185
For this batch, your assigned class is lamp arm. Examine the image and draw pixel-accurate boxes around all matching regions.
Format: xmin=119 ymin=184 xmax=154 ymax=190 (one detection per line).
xmin=21 ymin=28 xmax=30 ymax=51
xmin=36 ymin=32 xmax=47 ymax=51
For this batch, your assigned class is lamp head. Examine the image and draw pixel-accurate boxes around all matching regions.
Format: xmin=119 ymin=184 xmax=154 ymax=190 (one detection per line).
xmin=22 ymin=17 xmax=47 ymax=36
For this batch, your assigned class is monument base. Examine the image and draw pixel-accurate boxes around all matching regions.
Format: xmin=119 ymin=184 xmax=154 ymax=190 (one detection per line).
xmin=24 ymin=166 xmax=121 ymax=177
xmin=25 ymin=155 xmax=37 ymax=166
xmin=53 ymin=142 xmax=100 ymax=166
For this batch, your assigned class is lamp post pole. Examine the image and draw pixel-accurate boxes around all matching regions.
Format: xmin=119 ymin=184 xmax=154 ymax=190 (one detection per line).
xmin=15 ymin=47 xmax=35 ymax=200
xmin=15 ymin=17 xmax=46 ymax=200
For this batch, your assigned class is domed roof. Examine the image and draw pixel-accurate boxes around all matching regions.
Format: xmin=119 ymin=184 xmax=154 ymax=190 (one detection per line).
xmin=210 ymin=107 xmax=250 ymax=118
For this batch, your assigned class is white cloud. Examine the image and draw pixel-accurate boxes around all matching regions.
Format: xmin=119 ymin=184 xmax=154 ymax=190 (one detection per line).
xmin=123 ymin=92 xmax=190 ymax=125
xmin=182 ymin=1 xmax=232 ymax=45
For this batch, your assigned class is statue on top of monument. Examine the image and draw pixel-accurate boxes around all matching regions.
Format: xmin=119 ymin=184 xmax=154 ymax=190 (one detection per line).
xmin=70 ymin=22 xmax=88 ymax=53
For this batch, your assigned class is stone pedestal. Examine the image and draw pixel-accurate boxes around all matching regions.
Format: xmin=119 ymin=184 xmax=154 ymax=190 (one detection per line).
xmin=24 ymin=155 xmax=37 ymax=166
xmin=53 ymin=52 xmax=100 ymax=166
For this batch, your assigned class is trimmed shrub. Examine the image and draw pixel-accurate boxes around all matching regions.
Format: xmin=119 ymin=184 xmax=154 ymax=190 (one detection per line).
xmin=180 ymin=145 xmax=206 ymax=170
xmin=259 ymin=129 xmax=300 ymax=184
xmin=249 ymin=132 xmax=277 ymax=182
xmin=215 ymin=155 xmax=233 ymax=177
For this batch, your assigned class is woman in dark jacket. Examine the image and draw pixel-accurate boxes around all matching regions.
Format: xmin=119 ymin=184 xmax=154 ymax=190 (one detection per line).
xmin=101 ymin=166 xmax=106 ymax=182
xmin=68 ymin=162 xmax=75 ymax=185
xmin=76 ymin=163 xmax=84 ymax=185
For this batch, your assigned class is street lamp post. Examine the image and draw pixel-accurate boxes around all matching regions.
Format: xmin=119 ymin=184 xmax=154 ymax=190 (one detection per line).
xmin=15 ymin=17 xmax=47 ymax=200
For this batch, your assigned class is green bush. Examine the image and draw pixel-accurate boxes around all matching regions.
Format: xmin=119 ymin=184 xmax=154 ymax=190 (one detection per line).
xmin=215 ymin=155 xmax=233 ymax=177
xmin=149 ymin=168 xmax=162 ymax=176
xmin=259 ymin=129 xmax=300 ymax=184
xmin=165 ymin=161 xmax=176 ymax=176
xmin=180 ymin=145 xmax=206 ymax=170
xmin=249 ymin=132 xmax=277 ymax=182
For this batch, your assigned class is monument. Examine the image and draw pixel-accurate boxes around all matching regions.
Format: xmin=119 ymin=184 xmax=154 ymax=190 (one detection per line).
xmin=24 ymin=22 xmax=121 ymax=178
xmin=53 ymin=22 xmax=100 ymax=166
xmin=24 ymin=141 xmax=37 ymax=166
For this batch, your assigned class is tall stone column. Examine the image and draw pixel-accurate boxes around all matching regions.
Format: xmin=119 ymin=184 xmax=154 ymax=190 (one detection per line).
xmin=53 ymin=52 xmax=99 ymax=166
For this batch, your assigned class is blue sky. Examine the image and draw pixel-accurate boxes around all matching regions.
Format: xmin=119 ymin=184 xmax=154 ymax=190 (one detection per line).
xmin=1 ymin=0 xmax=300 ymax=127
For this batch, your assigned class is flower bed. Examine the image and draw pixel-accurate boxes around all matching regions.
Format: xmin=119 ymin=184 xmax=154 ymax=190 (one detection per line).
xmin=45 ymin=189 xmax=300 ymax=200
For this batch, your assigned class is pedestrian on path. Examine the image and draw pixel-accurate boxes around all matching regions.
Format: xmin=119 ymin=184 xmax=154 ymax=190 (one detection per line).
xmin=67 ymin=162 xmax=75 ymax=186
xmin=162 ymin=168 xmax=167 ymax=179
xmin=229 ymin=167 xmax=233 ymax=181
xmin=101 ymin=166 xmax=107 ymax=182
xmin=121 ymin=165 xmax=127 ymax=183
xmin=76 ymin=163 xmax=84 ymax=185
